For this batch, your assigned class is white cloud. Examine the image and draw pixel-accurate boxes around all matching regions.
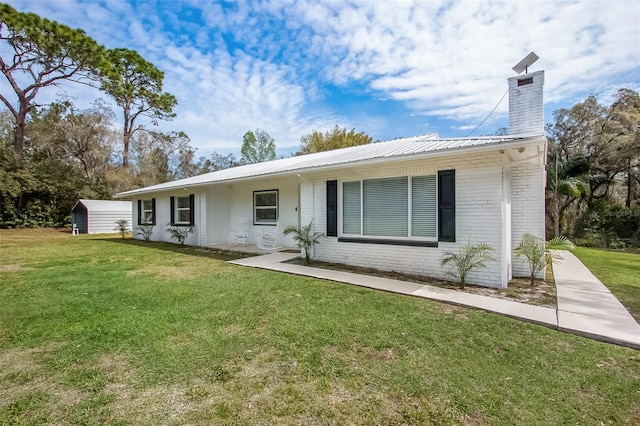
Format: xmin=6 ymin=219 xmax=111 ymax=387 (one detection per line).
xmin=4 ymin=0 xmax=640 ymax=151
xmin=274 ymin=0 xmax=640 ymax=124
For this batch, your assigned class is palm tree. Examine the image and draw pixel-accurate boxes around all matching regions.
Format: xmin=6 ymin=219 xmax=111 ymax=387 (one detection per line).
xmin=440 ymin=242 xmax=495 ymax=289
xmin=283 ymin=221 xmax=323 ymax=263
xmin=547 ymin=154 xmax=591 ymax=237
xmin=514 ymin=233 xmax=575 ymax=285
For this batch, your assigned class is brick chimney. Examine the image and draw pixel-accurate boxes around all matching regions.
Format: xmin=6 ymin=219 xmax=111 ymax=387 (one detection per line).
xmin=507 ymin=70 xmax=544 ymax=135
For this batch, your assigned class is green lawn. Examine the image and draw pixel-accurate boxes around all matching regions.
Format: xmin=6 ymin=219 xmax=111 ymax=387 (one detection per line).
xmin=573 ymin=247 xmax=640 ymax=322
xmin=1 ymin=229 xmax=639 ymax=425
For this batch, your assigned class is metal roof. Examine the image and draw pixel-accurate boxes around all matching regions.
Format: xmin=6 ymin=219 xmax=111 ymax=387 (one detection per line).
xmin=116 ymin=133 xmax=545 ymax=197
xmin=73 ymin=199 xmax=132 ymax=212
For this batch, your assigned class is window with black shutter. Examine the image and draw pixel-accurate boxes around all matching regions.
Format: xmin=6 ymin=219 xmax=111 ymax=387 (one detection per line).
xmin=326 ymin=180 xmax=337 ymax=237
xmin=170 ymin=195 xmax=194 ymax=226
xmin=438 ymin=170 xmax=455 ymax=242
xmin=138 ymin=198 xmax=156 ymax=225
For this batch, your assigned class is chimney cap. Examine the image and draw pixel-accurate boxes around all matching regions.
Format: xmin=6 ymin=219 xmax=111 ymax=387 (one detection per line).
xmin=512 ymin=52 xmax=539 ymax=74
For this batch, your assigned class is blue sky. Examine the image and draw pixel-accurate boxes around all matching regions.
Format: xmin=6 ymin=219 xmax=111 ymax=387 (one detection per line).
xmin=6 ymin=0 xmax=640 ymax=158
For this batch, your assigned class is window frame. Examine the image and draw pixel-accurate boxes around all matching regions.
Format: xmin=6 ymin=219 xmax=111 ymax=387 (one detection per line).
xmin=170 ymin=194 xmax=195 ymax=226
xmin=175 ymin=196 xmax=191 ymax=224
xmin=253 ymin=189 xmax=279 ymax=225
xmin=137 ymin=198 xmax=156 ymax=226
xmin=340 ymin=174 xmax=438 ymax=242
xmin=142 ymin=200 xmax=153 ymax=224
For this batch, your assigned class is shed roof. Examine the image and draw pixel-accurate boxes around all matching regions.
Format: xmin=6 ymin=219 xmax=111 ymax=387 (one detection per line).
xmin=73 ymin=199 xmax=132 ymax=212
xmin=116 ymin=133 xmax=545 ymax=197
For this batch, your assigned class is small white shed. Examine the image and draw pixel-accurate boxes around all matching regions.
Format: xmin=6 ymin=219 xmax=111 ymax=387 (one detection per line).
xmin=71 ymin=199 xmax=132 ymax=234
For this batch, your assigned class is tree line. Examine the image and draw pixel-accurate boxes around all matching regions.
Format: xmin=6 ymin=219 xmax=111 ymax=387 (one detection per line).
xmin=1 ymin=4 xmax=637 ymax=249
xmin=0 ymin=4 xmax=374 ymax=227
xmin=546 ymin=88 xmax=640 ymax=248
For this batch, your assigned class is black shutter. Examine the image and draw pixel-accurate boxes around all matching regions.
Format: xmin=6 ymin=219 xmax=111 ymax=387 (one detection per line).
xmin=151 ymin=198 xmax=156 ymax=225
xmin=438 ymin=170 xmax=455 ymax=242
xmin=326 ymin=180 xmax=337 ymax=237
xmin=170 ymin=196 xmax=175 ymax=225
xmin=189 ymin=194 xmax=195 ymax=226
xmin=137 ymin=199 xmax=142 ymax=225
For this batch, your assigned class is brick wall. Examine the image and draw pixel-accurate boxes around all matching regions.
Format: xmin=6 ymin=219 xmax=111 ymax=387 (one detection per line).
xmin=305 ymin=152 xmax=511 ymax=288
xmin=508 ymin=70 xmax=544 ymax=135
xmin=511 ymin=161 xmax=546 ymax=277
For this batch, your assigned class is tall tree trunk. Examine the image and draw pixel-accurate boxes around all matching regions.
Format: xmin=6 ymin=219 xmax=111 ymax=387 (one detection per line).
xmin=553 ymin=198 xmax=560 ymax=238
xmin=122 ymin=130 xmax=130 ymax=168
xmin=627 ymin=158 xmax=632 ymax=208
xmin=13 ymin=121 xmax=24 ymax=155
xmin=12 ymin=106 xmax=28 ymax=167
xmin=122 ymin=107 xmax=131 ymax=168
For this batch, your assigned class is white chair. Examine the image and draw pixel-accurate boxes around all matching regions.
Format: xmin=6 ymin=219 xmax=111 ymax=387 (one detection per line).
xmin=72 ymin=223 xmax=79 ymax=236
xmin=228 ymin=217 xmax=249 ymax=246
xmin=257 ymin=221 xmax=281 ymax=250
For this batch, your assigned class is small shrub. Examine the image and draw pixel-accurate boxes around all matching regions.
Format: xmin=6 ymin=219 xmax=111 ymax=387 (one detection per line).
xmin=440 ymin=242 xmax=495 ymax=289
xmin=166 ymin=225 xmax=193 ymax=245
xmin=115 ymin=220 xmax=129 ymax=239
xmin=514 ymin=233 xmax=575 ymax=285
xmin=283 ymin=221 xmax=323 ymax=263
xmin=137 ymin=225 xmax=154 ymax=241
xmin=608 ymin=238 xmax=627 ymax=250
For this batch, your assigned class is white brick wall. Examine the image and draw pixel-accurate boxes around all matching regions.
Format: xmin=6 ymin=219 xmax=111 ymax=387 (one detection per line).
xmin=133 ymin=176 xmax=301 ymax=248
xmin=511 ymin=161 xmax=546 ymax=278
xmin=130 ymin=144 xmax=545 ymax=288
xmin=132 ymin=190 xmax=200 ymax=246
xmin=309 ymin=153 xmax=511 ymax=288
xmin=508 ymin=70 xmax=544 ymax=135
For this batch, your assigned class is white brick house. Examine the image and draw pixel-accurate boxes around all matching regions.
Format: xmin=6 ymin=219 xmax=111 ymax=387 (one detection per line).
xmin=116 ymin=71 xmax=546 ymax=288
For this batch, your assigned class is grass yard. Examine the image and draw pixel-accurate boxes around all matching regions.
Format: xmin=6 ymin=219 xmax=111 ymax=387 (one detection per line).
xmin=1 ymin=229 xmax=639 ymax=425
xmin=573 ymin=247 xmax=640 ymax=322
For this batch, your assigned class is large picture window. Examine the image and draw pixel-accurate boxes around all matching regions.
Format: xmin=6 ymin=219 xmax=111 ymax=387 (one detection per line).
xmin=254 ymin=189 xmax=278 ymax=224
xmin=170 ymin=194 xmax=194 ymax=226
xmin=342 ymin=175 xmax=437 ymax=239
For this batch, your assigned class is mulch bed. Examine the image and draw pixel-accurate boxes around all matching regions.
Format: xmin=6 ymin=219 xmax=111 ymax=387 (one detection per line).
xmin=285 ymin=257 xmax=557 ymax=308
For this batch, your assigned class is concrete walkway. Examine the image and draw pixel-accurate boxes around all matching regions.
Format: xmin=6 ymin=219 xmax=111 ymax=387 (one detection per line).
xmin=229 ymin=251 xmax=640 ymax=350
xmin=553 ymin=251 xmax=640 ymax=349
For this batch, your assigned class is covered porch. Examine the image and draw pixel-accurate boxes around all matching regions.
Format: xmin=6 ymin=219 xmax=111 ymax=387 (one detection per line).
xmin=199 ymin=175 xmax=302 ymax=249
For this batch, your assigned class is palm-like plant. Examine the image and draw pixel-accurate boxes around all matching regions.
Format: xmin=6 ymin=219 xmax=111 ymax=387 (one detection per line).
xmin=166 ymin=225 xmax=193 ymax=245
xmin=440 ymin=242 xmax=495 ymax=289
xmin=283 ymin=221 xmax=323 ymax=264
xmin=514 ymin=233 xmax=575 ymax=285
xmin=136 ymin=225 xmax=154 ymax=241
xmin=115 ymin=219 xmax=129 ymax=239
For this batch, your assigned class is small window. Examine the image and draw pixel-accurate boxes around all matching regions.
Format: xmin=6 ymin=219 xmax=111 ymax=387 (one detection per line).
xmin=142 ymin=200 xmax=153 ymax=223
xmin=176 ymin=196 xmax=191 ymax=224
xmin=170 ymin=194 xmax=194 ymax=226
xmin=138 ymin=198 xmax=155 ymax=225
xmin=254 ymin=189 xmax=278 ymax=225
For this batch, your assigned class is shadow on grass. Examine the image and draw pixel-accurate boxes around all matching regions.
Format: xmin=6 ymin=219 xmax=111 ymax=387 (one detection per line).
xmin=96 ymin=237 xmax=258 ymax=262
